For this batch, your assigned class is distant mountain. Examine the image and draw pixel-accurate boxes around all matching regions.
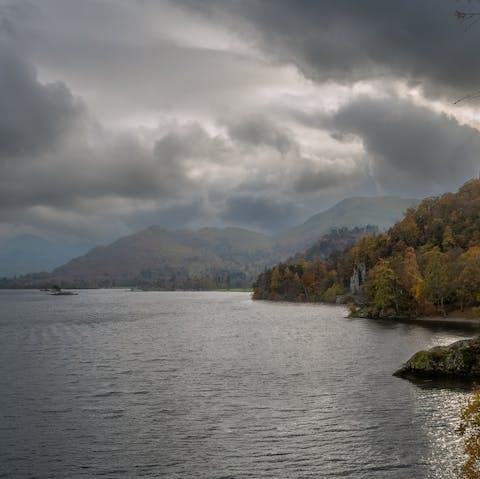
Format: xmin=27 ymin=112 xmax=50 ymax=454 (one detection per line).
xmin=37 ymin=226 xmax=281 ymax=288
xmin=0 ymin=235 xmax=88 ymax=278
xmin=1 ymin=196 xmax=420 ymax=288
xmin=279 ymin=196 xmax=419 ymax=250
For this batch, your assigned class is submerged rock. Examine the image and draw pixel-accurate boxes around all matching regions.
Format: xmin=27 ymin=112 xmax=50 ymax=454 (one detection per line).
xmin=394 ymin=337 xmax=480 ymax=378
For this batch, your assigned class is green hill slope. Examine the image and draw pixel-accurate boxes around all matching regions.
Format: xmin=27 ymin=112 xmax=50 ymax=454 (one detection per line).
xmin=280 ymin=196 xmax=419 ymax=250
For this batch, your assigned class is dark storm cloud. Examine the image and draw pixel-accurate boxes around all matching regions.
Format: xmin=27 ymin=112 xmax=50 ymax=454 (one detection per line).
xmin=3 ymin=0 xmax=479 ymax=242
xmin=0 ymin=122 xmax=224 ymax=211
xmin=226 ymin=115 xmax=293 ymax=154
xmin=183 ymin=0 xmax=480 ymax=99
xmin=326 ymin=96 xmax=480 ymax=196
xmin=294 ymin=164 xmax=363 ymax=193
xmin=220 ymin=195 xmax=300 ymax=232
xmin=0 ymin=21 xmax=213 ymax=220
xmin=0 ymin=32 xmax=85 ymax=159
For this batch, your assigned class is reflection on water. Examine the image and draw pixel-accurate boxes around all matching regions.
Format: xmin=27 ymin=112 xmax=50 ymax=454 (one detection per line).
xmin=0 ymin=290 xmax=476 ymax=478
xmin=416 ymin=388 xmax=467 ymax=479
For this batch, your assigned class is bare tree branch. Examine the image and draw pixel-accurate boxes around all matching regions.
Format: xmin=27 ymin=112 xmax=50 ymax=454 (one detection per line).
xmin=454 ymin=8 xmax=480 ymax=103
xmin=455 ymin=10 xmax=480 ymax=31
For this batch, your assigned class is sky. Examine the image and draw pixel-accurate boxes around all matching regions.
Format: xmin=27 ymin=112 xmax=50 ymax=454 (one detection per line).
xmin=1 ymin=0 xmax=480 ymax=244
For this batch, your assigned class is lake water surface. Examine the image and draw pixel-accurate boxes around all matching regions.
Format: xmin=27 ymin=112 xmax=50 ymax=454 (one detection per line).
xmin=0 ymin=290 xmax=477 ymax=478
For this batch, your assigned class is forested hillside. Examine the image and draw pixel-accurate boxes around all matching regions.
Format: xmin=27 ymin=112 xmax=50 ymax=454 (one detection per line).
xmin=253 ymin=226 xmax=379 ymax=303
xmin=253 ymin=179 xmax=480 ymax=319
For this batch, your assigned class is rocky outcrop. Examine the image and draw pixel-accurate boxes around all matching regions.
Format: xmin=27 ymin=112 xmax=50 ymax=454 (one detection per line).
xmin=394 ymin=337 xmax=480 ymax=378
xmin=350 ymin=262 xmax=367 ymax=294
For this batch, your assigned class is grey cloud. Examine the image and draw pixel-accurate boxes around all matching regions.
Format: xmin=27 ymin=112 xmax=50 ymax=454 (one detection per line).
xmin=153 ymin=123 xmax=230 ymax=165
xmin=220 ymin=195 xmax=300 ymax=232
xmin=124 ymin=201 xmax=207 ymax=233
xmin=0 ymin=35 xmax=85 ymax=159
xmin=0 ymin=203 xmax=134 ymax=245
xmin=327 ymin=95 xmax=480 ymax=196
xmin=183 ymin=0 xmax=480 ymax=100
xmin=0 ymin=18 xmax=220 ymax=218
xmin=4 ymin=0 xmax=475 ymax=243
xmin=0 ymin=122 xmax=227 ymax=212
xmin=12 ymin=0 xmax=291 ymax=125
xmin=294 ymin=162 xmax=364 ymax=193
xmin=227 ymin=115 xmax=293 ymax=154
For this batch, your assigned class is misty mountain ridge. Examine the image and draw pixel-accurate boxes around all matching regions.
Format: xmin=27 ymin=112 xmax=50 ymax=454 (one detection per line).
xmin=0 ymin=196 xmax=419 ymax=286
xmin=280 ymin=196 xmax=419 ymax=250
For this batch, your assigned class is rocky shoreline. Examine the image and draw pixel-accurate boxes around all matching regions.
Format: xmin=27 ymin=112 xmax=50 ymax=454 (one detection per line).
xmin=394 ymin=337 xmax=480 ymax=379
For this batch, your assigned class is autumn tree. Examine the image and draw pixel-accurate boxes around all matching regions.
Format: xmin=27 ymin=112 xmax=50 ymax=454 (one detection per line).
xmin=322 ymin=282 xmax=344 ymax=303
xmin=422 ymin=247 xmax=450 ymax=316
xmin=270 ymin=266 xmax=282 ymax=296
xmin=399 ymin=246 xmax=424 ymax=315
xmin=458 ymin=387 xmax=480 ymax=479
xmin=401 ymin=248 xmax=422 ymax=295
xmin=442 ymin=225 xmax=456 ymax=251
xmin=366 ymin=259 xmax=399 ymax=317
xmin=455 ymin=247 xmax=480 ymax=311
xmin=389 ymin=208 xmax=419 ymax=250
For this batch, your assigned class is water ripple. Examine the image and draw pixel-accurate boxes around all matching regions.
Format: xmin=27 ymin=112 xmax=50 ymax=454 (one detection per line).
xmin=0 ymin=290 xmax=473 ymax=478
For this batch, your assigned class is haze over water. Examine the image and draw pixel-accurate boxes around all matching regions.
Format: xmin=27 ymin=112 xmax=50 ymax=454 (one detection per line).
xmin=0 ymin=290 xmax=474 ymax=478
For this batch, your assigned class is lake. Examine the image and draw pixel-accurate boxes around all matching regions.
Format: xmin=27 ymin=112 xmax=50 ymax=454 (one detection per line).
xmin=0 ymin=290 xmax=476 ymax=478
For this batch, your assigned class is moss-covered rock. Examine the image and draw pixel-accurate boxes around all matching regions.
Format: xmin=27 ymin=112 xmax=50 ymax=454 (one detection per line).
xmin=394 ymin=337 xmax=480 ymax=378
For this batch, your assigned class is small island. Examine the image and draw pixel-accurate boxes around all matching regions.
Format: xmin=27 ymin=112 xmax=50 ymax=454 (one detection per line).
xmin=48 ymin=285 xmax=78 ymax=296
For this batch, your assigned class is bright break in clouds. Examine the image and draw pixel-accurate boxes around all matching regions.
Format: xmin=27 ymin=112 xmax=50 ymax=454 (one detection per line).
xmin=1 ymin=0 xmax=479 ymax=243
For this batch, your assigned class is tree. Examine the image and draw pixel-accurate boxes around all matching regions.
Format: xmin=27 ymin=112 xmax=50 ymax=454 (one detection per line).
xmin=455 ymin=247 xmax=480 ymax=310
xmin=422 ymin=247 xmax=450 ymax=316
xmin=367 ymin=259 xmax=399 ymax=317
xmin=301 ymin=264 xmax=317 ymax=300
xmin=270 ymin=266 xmax=282 ymax=294
xmin=401 ymin=248 xmax=422 ymax=294
xmin=442 ymin=225 xmax=456 ymax=251
xmin=458 ymin=387 xmax=480 ymax=478
xmin=389 ymin=208 xmax=419 ymax=249
xmin=322 ymin=282 xmax=344 ymax=303
xmin=400 ymin=246 xmax=424 ymax=315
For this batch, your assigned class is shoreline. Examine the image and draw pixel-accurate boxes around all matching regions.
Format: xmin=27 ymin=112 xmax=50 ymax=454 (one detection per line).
xmin=351 ymin=308 xmax=480 ymax=328
xmin=416 ymin=315 xmax=480 ymax=324
xmin=388 ymin=315 xmax=480 ymax=328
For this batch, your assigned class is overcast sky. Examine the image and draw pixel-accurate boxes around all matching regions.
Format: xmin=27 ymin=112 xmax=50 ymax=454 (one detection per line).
xmin=1 ymin=0 xmax=480 ymax=243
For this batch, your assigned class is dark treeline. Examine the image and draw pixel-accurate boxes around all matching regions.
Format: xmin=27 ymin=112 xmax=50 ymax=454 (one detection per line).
xmin=253 ymin=179 xmax=480 ymax=319
xmin=0 ymin=268 xmax=251 ymax=291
